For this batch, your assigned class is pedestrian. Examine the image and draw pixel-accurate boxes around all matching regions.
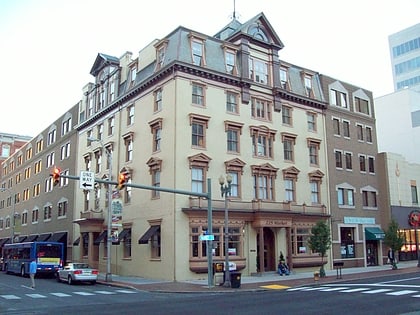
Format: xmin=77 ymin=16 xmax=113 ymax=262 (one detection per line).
xmin=29 ymin=259 xmax=37 ymax=288
xmin=277 ymin=261 xmax=290 ymax=276
xmin=388 ymin=248 xmax=395 ymax=269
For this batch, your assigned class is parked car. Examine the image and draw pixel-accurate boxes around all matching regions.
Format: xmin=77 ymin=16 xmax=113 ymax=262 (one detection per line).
xmin=57 ymin=263 xmax=98 ymax=285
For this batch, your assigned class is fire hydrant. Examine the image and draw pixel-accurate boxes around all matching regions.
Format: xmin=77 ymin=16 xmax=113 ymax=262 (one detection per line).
xmin=314 ymin=271 xmax=320 ymax=282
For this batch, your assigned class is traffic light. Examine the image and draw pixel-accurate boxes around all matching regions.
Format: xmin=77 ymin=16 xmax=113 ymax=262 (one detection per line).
xmin=117 ymin=173 xmax=128 ymax=190
xmin=52 ymin=167 xmax=61 ymax=186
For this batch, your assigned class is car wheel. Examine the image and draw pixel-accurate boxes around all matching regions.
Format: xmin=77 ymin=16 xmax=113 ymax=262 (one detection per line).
xmin=56 ymin=274 xmax=61 ymax=282
xmin=20 ymin=266 xmax=25 ymax=277
xmin=67 ymin=275 xmax=73 ymax=285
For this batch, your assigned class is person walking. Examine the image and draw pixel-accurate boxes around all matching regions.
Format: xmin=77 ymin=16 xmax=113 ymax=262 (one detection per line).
xmin=388 ymin=248 xmax=395 ymax=269
xmin=29 ymin=259 xmax=37 ymax=288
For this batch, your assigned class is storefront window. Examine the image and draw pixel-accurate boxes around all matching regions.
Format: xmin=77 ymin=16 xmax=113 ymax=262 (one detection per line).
xmin=291 ymin=228 xmax=311 ymax=255
xmin=340 ymin=227 xmax=355 ymax=258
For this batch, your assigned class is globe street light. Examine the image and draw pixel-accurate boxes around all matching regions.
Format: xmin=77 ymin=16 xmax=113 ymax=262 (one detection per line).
xmin=88 ymin=137 xmax=113 ymax=282
xmin=0 ymin=187 xmax=15 ymax=244
xmin=219 ymin=174 xmax=232 ymax=288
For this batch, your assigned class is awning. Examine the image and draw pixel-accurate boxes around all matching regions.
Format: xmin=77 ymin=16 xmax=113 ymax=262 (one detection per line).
xmin=73 ymin=237 xmax=80 ymax=246
xmin=138 ymin=226 xmax=160 ymax=244
xmin=0 ymin=238 xmax=9 ymax=247
xmin=365 ymin=227 xmax=385 ymax=240
xmin=17 ymin=236 xmax=27 ymax=242
xmin=94 ymin=231 xmax=107 ymax=245
xmin=37 ymin=233 xmax=52 ymax=241
xmin=50 ymin=232 xmax=67 ymax=242
xmin=26 ymin=235 xmax=39 ymax=242
xmin=112 ymin=228 xmax=131 ymax=245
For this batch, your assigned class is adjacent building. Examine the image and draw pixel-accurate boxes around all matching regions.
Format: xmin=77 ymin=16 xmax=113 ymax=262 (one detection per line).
xmin=0 ymin=133 xmax=32 ymax=165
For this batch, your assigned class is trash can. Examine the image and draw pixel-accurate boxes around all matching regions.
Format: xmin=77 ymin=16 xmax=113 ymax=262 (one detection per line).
xmin=230 ymin=272 xmax=241 ymax=288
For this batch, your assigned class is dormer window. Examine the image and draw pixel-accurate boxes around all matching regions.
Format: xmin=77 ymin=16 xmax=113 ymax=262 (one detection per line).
xmin=154 ymin=40 xmax=168 ymax=71
xmin=192 ymin=39 xmax=204 ymax=66
xmin=130 ymin=67 xmax=137 ymax=83
xmin=304 ymin=74 xmax=312 ymax=97
xmin=225 ymin=50 xmax=236 ymax=74
xmin=280 ymin=67 xmax=289 ymax=89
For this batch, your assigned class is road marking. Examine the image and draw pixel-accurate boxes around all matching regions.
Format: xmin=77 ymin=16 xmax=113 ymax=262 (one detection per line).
xmin=319 ymin=287 xmax=349 ymax=292
xmin=0 ymin=295 xmax=20 ymax=300
xmin=260 ymin=284 xmax=290 ymax=290
xmin=26 ymin=294 xmax=46 ymax=298
xmin=116 ymin=290 xmax=138 ymax=294
xmin=94 ymin=290 xmax=116 ymax=295
xmin=302 ymin=287 xmax=331 ymax=291
xmin=386 ymin=290 xmax=418 ymax=296
xmin=73 ymin=291 xmax=95 ymax=296
xmin=287 ymin=287 xmax=312 ymax=291
xmin=362 ymin=289 xmax=393 ymax=294
xmin=51 ymin=293 xmax=72 ymax=297
xmin=339 ymin=288 xmax=370 ymax=293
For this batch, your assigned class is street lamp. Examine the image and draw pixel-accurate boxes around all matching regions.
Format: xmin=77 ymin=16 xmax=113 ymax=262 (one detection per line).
xmin=0 ymin=187 xmax=15 ymax=244
xmin=219 ymin=174 xmax=232 ymax=288
xmin=88 ymin=137 xmax=113 ymax=282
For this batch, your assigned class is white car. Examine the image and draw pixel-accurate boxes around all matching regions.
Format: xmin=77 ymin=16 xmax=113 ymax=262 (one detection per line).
xmin=57 ymin=263 xmax=98 ymax=285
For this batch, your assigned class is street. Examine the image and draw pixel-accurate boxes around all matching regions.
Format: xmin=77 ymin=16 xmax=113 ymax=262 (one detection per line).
xmin=0 ymin=271 xmax=420 ymax=314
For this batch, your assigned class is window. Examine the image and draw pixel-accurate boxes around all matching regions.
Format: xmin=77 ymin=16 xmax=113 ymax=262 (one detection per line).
xmin=156 ymin=45 xmax=166 ymax=71
xmin=362 ymin=190 xmax=377 ymax=208
xmin=343 ymin=120 xmax=350 ymax=138
xmin=147 ymin=158 xmax=162 ymax=199
xmin=337 ymin=186 xmax=355 ymax=206
xmin=356 ymin=124 xmax=364 ymax=141
xmin=251 ymin=126 xmax=276 ymax=158
xmin=191 ymin=168 xmax=204 ymax=193
xmin=333 ymin=118 xmax=340 ymax=135
xmin=127 ymin=105 xmax=135 ymax=125
xmin=225 ymin=50 xmax=236 ymax=74
xmin=21 ymin=211 xmax=28 ymax=226
xmin=154 ymin=89 xmax=162 ymax=112
xmin=47 ymin=129 xmax=56 ymax=146
xmin=192 ymin=83 xmax=205 ymax=106
xmin=307 ymin=112 xmax=317 ymax=132
xmin=189 ymin=114 xmax=209 ymax=148
xmin=309 ymin=171 xmax=324 ymax=204
xmin=36 ymin=138 xmax=44 ymax=154
xmin=335 ymin=150 xmax=343 ymax=168
xmin=225 ymin=121 xmax=243 ymax=153
xmin=123 ymin=228 xmax=132 ymax=258
xmin=282 ymin=133 xmax=296 ymax=162
xmin=366 ymin=126 xmax=372 ymax=143
xmin=282 ymin=105 xmax=292 ymax=125
xmin=149 ymin=118 xmax=163 ymax=152
xmin=62 ymin=117 xmax=72 ymax=135
xmin=97 ymin=124 xmax=104 ymax=140
xmin=291 ymin=227 xmax=312 ymax=255
xmin=191 ymin=38 xmax=204 ymax=66
xmin=94 ymin=150 xmax=102 ymax=173
xmin=280 ymin=67 xmax=289 ymax=89
xmin=330 ymin=89 xmax=348 ymax=108
xmin=60 ymin=142 xmax=71 ymax=160
xmin=26 ymin=147 xmax=33 ymax=160
xmin=252 ymin=164 xmax=278 ymax=201
xmin=308 ymin=139 xmax=320 ymax=166
xmin=43 ymin=204 xmax=52 ymax=221
xmin=130 ymin=67 xmax=137 ymax=84
xmin=151 ymin=226 xmax=161 ymax=259
xmin=284 ymin=179 xmax=295 ymax=202
xmin=355 ymin=97 xmax=370 ymax=115
xmin=368 ymin=156 xmax=375 ymax=173
xmin=32 ymin=208 xmax=39 ymax=223
xmin=108 ymin=116 xmax=115 ymax=136
xmin=411 ymin=183 xmax=418 ymax=204
xmin=34 ymin=160 xmax=42 ymax=174
xmin=251 ymin=98 xmax=272 ymax=121
xmin=58 ymin=200 xmax=67 ymax=217
xmin=249 ymin=58 xmax=268 ymax=84
xmin=340 ymin=227 xmax=355 ymax=258
xmin=44 ymin=177 xmax=53 ymax=193
xmin=345 ymin=152 xmax=353 ymax=170
xmin=46 ymin=152 xmax=55 ymax=168
xmin=304 ymin=74 xmax=312 ymax=96
xmin=124 ymin=179 xmax=132 ymax=204
xmin=225 ymin=158 xmax=245 ymax=199
xmin=226 ymin=91 xmax=238 ymax=113
xmin=123 ymin=133 xmax=134 ymax=162
xmin=33 ymin=183 xmax=41 ymax=197
xmin=359 ymin=154 xmax=366 ymax=172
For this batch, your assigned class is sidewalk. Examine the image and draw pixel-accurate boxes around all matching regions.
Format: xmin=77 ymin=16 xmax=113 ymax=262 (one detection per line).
xmin=97 ymin=261 xmax=419 ymax=293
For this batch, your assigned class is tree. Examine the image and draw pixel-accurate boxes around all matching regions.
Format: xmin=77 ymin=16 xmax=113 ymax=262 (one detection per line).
xmin=308 ymin=220 xmax=332 ymax=277
xmin=384 ymin=219 xmax=404 ymax=269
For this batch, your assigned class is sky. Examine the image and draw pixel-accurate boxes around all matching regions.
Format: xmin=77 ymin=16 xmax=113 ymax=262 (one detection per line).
xmin=1 ymin=0 xmax=420 ymax=137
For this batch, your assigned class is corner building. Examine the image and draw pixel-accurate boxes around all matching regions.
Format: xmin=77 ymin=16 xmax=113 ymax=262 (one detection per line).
xmin=75 ymin=13 xmax=334 ymax=281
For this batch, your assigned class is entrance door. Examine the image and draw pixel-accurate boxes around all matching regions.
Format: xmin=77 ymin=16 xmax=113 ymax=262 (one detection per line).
xmin=256 ymin=227 xmax=275 ymax=272
xmin=366 ymin=241 xmax=378 ymax=266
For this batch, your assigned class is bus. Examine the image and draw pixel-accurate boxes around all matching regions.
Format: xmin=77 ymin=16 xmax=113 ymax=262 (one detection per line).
xmin=2 ymin=241 xmax=64 ymax=277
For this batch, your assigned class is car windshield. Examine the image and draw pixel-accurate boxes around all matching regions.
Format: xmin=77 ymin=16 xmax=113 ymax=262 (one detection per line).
xmin=73 ymin=263 xmax=90 ymax=269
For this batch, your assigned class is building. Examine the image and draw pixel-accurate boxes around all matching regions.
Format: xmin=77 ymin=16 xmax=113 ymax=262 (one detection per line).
xmin=377 ymin=152 xmax=420 ymax=262
xmin=0 ymin=133 xmax=32 ymax=165
xmin=320 ymin=75 xmax=384 ymax=268
xmin=375 ymin=88 xmax=420 ymax=164
xmin=389 ymin=23 xmax=420 ymax=92
xmin=73 ymin=13 xmax=331 ymax=281
xmin=0 ymin=105 xmax=79 ymax=262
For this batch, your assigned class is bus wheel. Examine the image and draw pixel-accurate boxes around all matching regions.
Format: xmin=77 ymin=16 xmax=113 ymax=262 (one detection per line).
xmin=20 ymin=266 xmax=25 ymax=277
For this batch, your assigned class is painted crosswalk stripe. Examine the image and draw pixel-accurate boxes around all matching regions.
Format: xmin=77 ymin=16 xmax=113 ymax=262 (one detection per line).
xmin=116 ymin=290 xmax=137 ymax=294
xmin=386 ymin=290 xmax=418 ymax=296
xmin=51 ymin=293 xmax=72 ymax=297
xmin=1 ymin=295 xmax=20 ymax=300
xmin=340 ymin=288 xmax=370 ymax=293
xmin=363 ymin=289 xmax=393 ymax=294
xmin=302 ymin=287 xmax=331 ymax=291
xmin=94 ymin=291 xmax=116 ymax=295
xmin=287 ymin=287 xmax=312 ymax=291
xmin=73 ymin=291 xmax=95 ymax=296
xmin=26 ymin=294 xmax=47 ymax=298
xmin=320 ymin=287 xmax=349 ymax=292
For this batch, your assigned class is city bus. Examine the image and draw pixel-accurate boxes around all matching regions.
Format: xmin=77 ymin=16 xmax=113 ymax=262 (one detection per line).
xmin=2 ymin=241 xmax=64 ymax=277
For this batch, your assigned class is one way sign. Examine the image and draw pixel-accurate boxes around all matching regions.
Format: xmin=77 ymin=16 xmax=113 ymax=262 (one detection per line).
xmin=80 ymin=171 xmax=95 ymax=190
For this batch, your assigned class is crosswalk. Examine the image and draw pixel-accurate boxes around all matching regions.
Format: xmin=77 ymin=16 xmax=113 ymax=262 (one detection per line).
xmin=286 ymin=285 xmax=420 ymax=298
xmin=0 ymin=289 xmax=137 ymax=300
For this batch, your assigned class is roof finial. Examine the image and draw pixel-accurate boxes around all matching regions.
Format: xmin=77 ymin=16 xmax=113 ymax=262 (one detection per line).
xmin=233 ymin=0 xmax=236 ymax=20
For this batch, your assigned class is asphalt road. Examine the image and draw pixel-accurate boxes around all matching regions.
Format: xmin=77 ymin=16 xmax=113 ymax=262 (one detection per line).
xmin=1 ymin=271 xmax=420 ymax=314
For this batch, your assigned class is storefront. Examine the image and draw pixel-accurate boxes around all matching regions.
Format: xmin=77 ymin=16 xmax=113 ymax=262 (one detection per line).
xmin=391 ymin=207 xmax=420 ymax=261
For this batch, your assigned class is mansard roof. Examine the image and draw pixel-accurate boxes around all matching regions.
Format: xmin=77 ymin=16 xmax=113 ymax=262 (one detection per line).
xmin=90 ymin=53 xmax=120 ymax=76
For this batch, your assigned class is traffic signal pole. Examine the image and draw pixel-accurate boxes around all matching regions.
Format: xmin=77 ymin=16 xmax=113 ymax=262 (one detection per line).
xmin=58 ymin=174 xmax=214 ymax=288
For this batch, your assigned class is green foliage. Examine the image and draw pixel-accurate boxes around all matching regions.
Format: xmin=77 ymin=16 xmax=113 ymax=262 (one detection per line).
xmin=279 ymin=251 xmax=285 ymax=262
xmin=308 ymin=220 xmax=332 ymax=277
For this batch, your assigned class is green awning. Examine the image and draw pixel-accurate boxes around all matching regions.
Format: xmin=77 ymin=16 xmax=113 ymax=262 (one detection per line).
xmin=365 ymin=227 xmax=385 ymax=240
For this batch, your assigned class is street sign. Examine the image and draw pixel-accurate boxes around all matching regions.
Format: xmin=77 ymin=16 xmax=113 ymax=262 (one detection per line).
xmin=80 ymin=171 xmax=95 ymax=190
xmin=199 ymin=234 xmax=214 ymax=241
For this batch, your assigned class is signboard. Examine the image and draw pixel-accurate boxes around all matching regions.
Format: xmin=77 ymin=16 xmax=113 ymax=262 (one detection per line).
xmin=80 ymin=171 xmax=95 ymax=190
xmin=199 ymin=234 xmax=214 ymax=241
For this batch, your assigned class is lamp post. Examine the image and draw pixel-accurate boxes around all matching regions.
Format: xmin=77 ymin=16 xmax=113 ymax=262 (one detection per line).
xmin=0 ymin=187 xmax=15 ymax=244
xmin=219 ymin=174 xmax=232 ymax=288
xmin=88 ymin=137 xmax=113 ymax=282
